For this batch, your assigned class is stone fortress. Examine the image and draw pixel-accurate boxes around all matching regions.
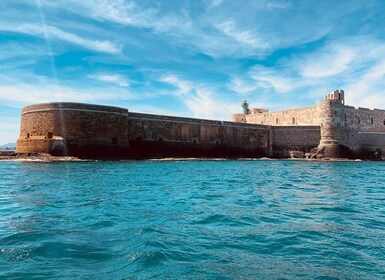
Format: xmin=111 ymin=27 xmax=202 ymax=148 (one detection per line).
xmin=16 ymin=90 xmax=385 ymax=159
xmin=231 ymin=90 xmax=385 ymax=158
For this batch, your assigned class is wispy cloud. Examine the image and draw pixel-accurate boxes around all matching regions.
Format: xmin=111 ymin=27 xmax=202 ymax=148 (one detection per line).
xmin=0 ymin=82 xmax=137 ymax=108
xmin=1 ymin=23 xmax=122 ymax=53
xmin=215 ymin=20 xmax=267 ymax=47
xmin=88 ymin=73 xmax=130 ymax=87
xmin=159 ymin=73 xmax=238 ymax=119
xmin=229 ymin=65 xmax=301 ymax=96
xmin=227 ymin=77 xmax=259 ymax=95
xmin=37 ymin=0 xmax=273 ymax=57
xmin=159 ymin=74 xmax=192 ymax=95
xmin=298 ymin=45 xmax=356 ymax=78
xmin=207 ymin=0 xmax=224 ymax=9
xmin=228 ymin=36 xmax=385 ymax=109
xmin=266 ymin=1 xmax=292 ymax=10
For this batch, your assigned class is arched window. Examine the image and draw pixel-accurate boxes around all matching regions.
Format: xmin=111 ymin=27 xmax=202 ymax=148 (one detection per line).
xmin=370 ymin=117 xmax=374 ymax=125
xmin=275 ymin=118 xmax=279 ymax=124
xmin=292 ymin=117 xmax=296 ymax=125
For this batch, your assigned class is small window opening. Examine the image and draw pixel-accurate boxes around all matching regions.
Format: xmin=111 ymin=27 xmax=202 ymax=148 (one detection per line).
xmin=275 ymin=118 xmax=279 ymax=124
xmin=47 ymin=132 xmax=53 ymax=139
xmin=292 ymin=117 xmax=296 ymax=125
xmin=158 ymin=137 xmax=163 ymax=142
xmin=357 ymin=117 xmax=360 ymax=124
xmin=383 ymin=119 xmax=385 ymax=125
xmin=26 ymin=133 xmax=30 ymax=139
xmin=370 ymin=117 xmax=374 ymax=125
xmin=111 ymin=137 xmax=118 ymax=145
xmin=193 ymin=139 xmax=197 ymax=144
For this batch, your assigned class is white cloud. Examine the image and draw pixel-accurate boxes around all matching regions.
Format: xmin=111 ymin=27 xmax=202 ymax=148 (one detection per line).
xmin=81 ymin=0 xmax=157 ymax=27
xmin=159 ymin=74 xmax=192 ymax=95
xmin=215 ymin=20 xmax=267 ymax=47
xmin=1 ymin=23 xmax=122 ymax=53
xmin=89 ymin=73 xmax=129 ymax=87
xmin=249 ymin=66 xmax=299 ymax=93
xmin=227 ymin=78 xmax=259 ymax=95
xmin=344 ymin=59 xmax=385 ymax=109
xmin=0 ymin=82 xmax=137 ymax=108
xmin=37 ymin=0 xmax=271 ymax=57
xmin=207 ymin=0 xmax=224 ymax=9
xmin=159 ymin=73 xmax=239 ymax=120
xmin=298 ymin=45 xmax=355 ymax=78
xmin=229 ymin=66 xmax=301 ymax=95
xmin=266 ymin=1 xmax=292 ymax=10
xmin=228 ymin=36 xmax=385 ymax=110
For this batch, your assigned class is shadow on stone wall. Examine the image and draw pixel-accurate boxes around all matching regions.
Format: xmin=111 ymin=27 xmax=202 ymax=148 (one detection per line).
xmin=127 ymin=140 xmax=268 ymax=159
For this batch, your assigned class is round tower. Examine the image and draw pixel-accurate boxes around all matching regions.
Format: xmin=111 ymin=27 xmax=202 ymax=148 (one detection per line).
xmin=16 ymin=102 xmax=129 ymax=157
xmin=317 ymin=90 xmax=351 ymax=157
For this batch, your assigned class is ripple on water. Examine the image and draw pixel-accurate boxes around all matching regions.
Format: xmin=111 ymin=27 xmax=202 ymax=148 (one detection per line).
xmin=0 ymin=160 xmax=384 ymax=279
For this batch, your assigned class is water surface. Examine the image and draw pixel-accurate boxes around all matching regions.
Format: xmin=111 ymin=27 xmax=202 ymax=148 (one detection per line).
xmin=1 ymin=160 xmax=384 ymax=279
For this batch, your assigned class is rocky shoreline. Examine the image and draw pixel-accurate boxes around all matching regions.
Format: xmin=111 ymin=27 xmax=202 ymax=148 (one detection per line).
xmin=0 ymin=151 xmax=83 ymax=162
xmin=0 ymin=151 xmax=383 ymax=162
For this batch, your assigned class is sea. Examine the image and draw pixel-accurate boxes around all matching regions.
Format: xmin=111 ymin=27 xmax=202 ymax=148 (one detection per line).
xmin=0 ymin=160 xmax=384 ymax=279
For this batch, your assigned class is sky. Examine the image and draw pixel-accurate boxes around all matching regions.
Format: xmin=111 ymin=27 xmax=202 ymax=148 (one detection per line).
xmin=1 ymin=0 xmax=385 ymax=144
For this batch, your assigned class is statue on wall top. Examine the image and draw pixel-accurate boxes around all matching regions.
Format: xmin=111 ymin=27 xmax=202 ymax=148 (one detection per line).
xmin=241 ymin=100 xmax=249 ymax=115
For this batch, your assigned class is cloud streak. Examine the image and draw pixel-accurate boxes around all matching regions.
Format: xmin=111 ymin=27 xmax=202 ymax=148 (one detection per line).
xmin=88 ymin=73 xmax=130 ymax=87
xmin=159 ymin=73 xmax=239 ymax=120
xmin=1 ymin=23 xmax=122 ymax=53
xmin=215 ymin=20 xmax=267 ymax=47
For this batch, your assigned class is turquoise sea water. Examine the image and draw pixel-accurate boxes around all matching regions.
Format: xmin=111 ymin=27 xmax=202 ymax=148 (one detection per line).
xmin=0 ymin=160 xmax=384 ymax=279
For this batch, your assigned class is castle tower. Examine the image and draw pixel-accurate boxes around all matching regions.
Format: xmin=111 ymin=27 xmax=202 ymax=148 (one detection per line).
xmin=16 ymin=103 xmax=129 ymax=157
xmin=317 ymin=90 xmax=350 ymax=157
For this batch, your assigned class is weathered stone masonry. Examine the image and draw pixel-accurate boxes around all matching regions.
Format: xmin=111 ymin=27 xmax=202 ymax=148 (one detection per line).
xmin=16 ymin=103 xmax=272 ymax=158
xmin=17 ymin=103 xmax=129 ymax=156
xmin=16 ymin=90 xmax=385 ymax=158
xmin=231 ymin=90 xmax=385 ymax=158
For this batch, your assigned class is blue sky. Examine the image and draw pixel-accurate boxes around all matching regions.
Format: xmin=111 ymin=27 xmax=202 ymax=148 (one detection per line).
xmin=1 ymin=0 xmax=385 ymax=144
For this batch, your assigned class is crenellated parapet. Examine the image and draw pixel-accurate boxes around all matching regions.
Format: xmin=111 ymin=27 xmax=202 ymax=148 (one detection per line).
xmin=324 ymin=89 xmax=345 ymax=104
xmin=15 ymin=89 xmax=385 ymax=159
xmin=230 ymin=89 xmax=385 ymax=158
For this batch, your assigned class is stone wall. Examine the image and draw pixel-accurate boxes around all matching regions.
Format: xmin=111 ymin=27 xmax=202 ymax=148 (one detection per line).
xmin=354 ymin=132 xmax=385 ymax=150
xmin=272 ymin=126 xmax=321 ymax=149
xmin=127 ymin=112 xmax=271 ymax=157
xmin=16 ymin=94 xmax=385 ymax=159
xmin=343 ymin=106 xmax=385 ymax=152
xmin=344 ymin=106 xmax=385 ymax=133
xmin=16 ymin=103 xmax=129 ymax=156
xmin=244 ymin=106 xmax=318 ymax=126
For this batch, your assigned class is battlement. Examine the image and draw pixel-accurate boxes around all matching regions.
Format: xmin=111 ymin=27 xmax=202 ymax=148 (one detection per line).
xmin=15 ymin=89 xmax=385 ymax=159
xmin=325 ymin=89 xmax=345 ymax=104
xmin=249 ymin=108 xmax=269 ymax=114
